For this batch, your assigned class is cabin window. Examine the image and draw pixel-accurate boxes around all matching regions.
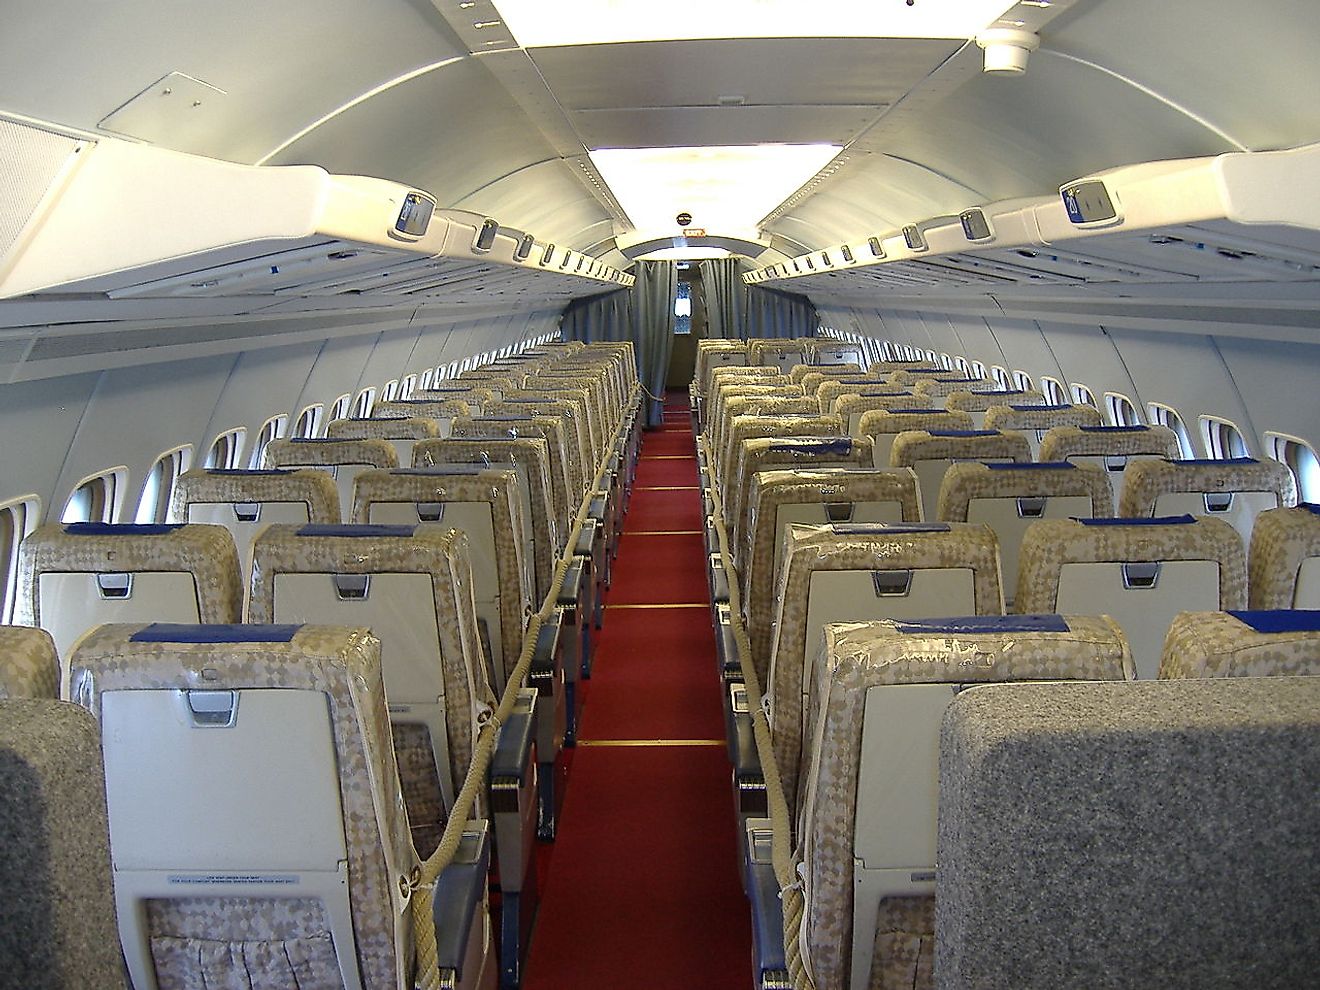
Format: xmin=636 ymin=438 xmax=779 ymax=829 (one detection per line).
xmin=954 ymin=356 xmax=972 ymax=377
xmin=352 ymin=388 xmax=376 ymax=418
xmin=923 ymin=349 xmax=936 ymax=363
xmin=1012 ymin=370 xmax=1034 ymax=391
xmin=939 ymin=353 xmax=953 ymax=371
xmin=1147 ymin=403 xmax=1196 ymax=458
xmin=381 ymin=380 xmax=399 ymax=402
xmin=249 ymin=415 xmax=288 ymax=469
xmin=294 ymin=404 xmax=324 ymax=439
xmin=400 ymin=374 xmax=418 ymax=400
xmin=0 ymin=495 xmax=40 ymax=623
xmin=970 ymin=360 xmax=988 ymax=379
xmin=1070 ymin=383 xmax=1097 ymax=408
xmin=419 ymin=369 xmax=434 ymax=391
xmin=1200 ymin=415 xmax=1250 ymax=459
xmin=990 ymin=366 xmax=1011 ymax=389
xmin=1040 ymin=377 xmax=1066 ymax=405
xmin=135 ymin=446 xmax=192 ymax=524
xmin=1105 ymin=393 xmax=1142 ymax=427
xmin=1266 ymin=433 xmax=1320 ymax=501
xmin=62 ymin=468 xmax=127 ymax=524
xmin=329 ymin=394 xmax=352 ymax=422
xmin=203 ymin=428 xmax=247 ymax=470
xmin=448 ymin=361 xmax=460 ymax=379
xmin=460 ymin=358 xmax=472 ymax=373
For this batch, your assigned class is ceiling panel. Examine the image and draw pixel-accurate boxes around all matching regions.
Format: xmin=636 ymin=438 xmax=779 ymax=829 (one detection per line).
xmin=573 ymin=105 xmax=874 ymax=149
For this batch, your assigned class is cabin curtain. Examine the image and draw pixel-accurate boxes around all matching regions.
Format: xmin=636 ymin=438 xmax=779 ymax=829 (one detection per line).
xmin=559 ymin=261 xmax=677 ymax=426
xmin=744 ymin=285 xmax=819 ymax=339
xmin=698 ymin=258 xmax=747 ymax=339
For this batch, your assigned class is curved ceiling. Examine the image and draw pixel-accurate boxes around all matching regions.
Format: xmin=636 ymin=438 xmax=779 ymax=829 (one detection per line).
xmin=1 ymin=0 xmax=1318 ymax=257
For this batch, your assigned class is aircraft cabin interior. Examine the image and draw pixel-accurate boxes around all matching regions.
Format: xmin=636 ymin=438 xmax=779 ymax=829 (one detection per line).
xmin=1 ymin=2 xmax=1318 ymax=989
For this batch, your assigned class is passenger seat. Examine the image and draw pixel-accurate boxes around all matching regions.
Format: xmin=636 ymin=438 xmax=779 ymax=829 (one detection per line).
xmin=0 ymin=625 xmax=59 ymax=699
xmin=1118 ymin=456 xmax=1296 ymax=545
xmin=264 ymin=437 xmax=398 ymax=522
xmin=1160 ymin=608 xmax=1320 ymax=677
xmin=1248 ymin=504 xmax=1320 ymax=608
xmin=890 ymin=428 xmax=1032 ymax=523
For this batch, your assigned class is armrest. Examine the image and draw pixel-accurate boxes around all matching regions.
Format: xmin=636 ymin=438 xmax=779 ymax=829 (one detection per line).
xmin=556 ymin=557 xmax=586 ymax=610
xmin=573 ymin=517 xmax=599 ymax=558
xmin=703 ymin=515 xmax=718 ymax=556
xmin=742 ymin=820 xmax=790 ymax=987
xmin=714 ymin=604 xmax=742 ymax=683
xmin=709 ymin=552 xmax=730 ymax=605
xmin=528 ymin=611 xmax=563 ymax=698
xmin=730 ymin=683 xmax=763 ymax=776
xmin=490 ymin=688 xmax=537 ymax=794
xmin=431 ymin=820 xmax=491 ymax=979
xmin=587 ymin=493 xmax=608 ymax=522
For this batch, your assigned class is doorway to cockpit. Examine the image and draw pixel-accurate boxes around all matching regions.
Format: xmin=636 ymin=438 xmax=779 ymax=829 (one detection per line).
xmin=665 ymin=262 xmax=705 ymax=389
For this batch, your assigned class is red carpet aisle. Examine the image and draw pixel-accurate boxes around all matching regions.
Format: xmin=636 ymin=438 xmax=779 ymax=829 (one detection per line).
xmin=523 ymin=392 xmax=752 ymax=988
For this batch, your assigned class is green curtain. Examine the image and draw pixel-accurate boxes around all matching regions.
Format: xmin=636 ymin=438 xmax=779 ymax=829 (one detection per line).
xmin=745 ymin=284 xmax=819 ymax=339
xmin=559 ymin=261 xmax=678 ymax=426
xmin=698 ymin=257 xmax=747 ymax=339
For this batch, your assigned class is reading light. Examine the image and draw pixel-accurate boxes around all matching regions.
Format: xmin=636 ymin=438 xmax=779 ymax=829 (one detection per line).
xmin=975 ymin=27 xmax=1040 ymax=74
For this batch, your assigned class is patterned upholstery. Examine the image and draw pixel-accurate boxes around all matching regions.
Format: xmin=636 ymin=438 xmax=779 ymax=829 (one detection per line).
xmin=488 ymin=399 xmax=589 ymax=498
xmin=0 ymin=625 xmax=59 ymax=699
xmin=718 ymin=395 xmax=821 ymax=475
xmin=69 ymin=623 xmax=416 ymax=990
xmin=708 ymin=381 xmax=799 ymax=455
xmin=938 ymin=462 xmax=1114 ymax=521
xmin=857 ymin=410 xmax=976 ymax=469
xmin=744 ymin=468 xmax=920 ymax=671
xmin=1117 ymin=457 xmax=1296 ymax=543
xmin=372 ymin=398 xmax=471 ymax=422
xmin=799 ymin=616 xmax=1131 ymax=990
xmin=721 ymin=414 xmax=846 ymax=503
xmin=983 ymin=403 xmax=1103 ymax=433
xmin=1249 ymin=505 xmax=1320 ymax=608
xmin=1038 ymin=424 xmax=1181 ymax=463
xmin=797 ymin=367 xmax=864 ymax=394
xmin=832 ymin=393 xmax=936 ymax=435
xmin=695 ymin=342 xmax=748 ymax=396
xmin=1159 ymin=609 xmax=1320 ymax=678
xmin=413 ymin=386 xmax=497 ymax=412
xmin=946 ymin=390 xmax=1046 ymax=414
xmin=451 ymin=415 xmax=573 ymax=532
xmin=748 ymin=339 xmax=809 ymax=369
xmin=414 ymin=436 xmax=558 ymax=603
xmin=890 ymin=430 xmax=1031 ymax=469
xmin=264 ymin=437 xmax=398 ymax=470
xmin=1017 ymin=516 xmax=1246 ymax=613
xmin=912 ymin=377 xmax=993 ymax=400
xmin=504 ymin=386 xmax=598 ymax=468
xmin=522 ymin=381 xmax=602 ymax=465
xmin=886 ymin=368 xmax=946 ymax=386
xmin=250 ymin=525 xmax=496 ymax=857
xmin=15 ymin=523 xmax=243 ymax=662
xmin=171 ymin=468 xmax=340 ymax=525
xmin=326 ymin=416 xmax=442 ymax=442
xmin=731 ymin=437 xmax=881 ymax=569
xmin=767 ymin=522 xmax=1004 ymax=812
xmin=814 ymin=378 xmax=894 ymax=412
xmin=350 ymin=469 xmax=530 ymax=684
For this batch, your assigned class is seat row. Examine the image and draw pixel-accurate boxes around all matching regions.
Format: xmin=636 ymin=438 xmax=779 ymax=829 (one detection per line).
xmin=0 ymin=339 xmax=641 ymax=990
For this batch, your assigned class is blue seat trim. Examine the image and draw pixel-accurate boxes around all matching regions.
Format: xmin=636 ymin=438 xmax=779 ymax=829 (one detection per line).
xmin=928 ymin=430 xmax=1000 ymax=438
xmin=768 ymin=439 xmax=853 ymax=455
xmin=204 ymin=468 xmax=297 ymax=476
xmin=857 ymin=390 xmax=911 ymax=397
xmin=986 ymin=462 xmax=1074 ymax=470
xmin=1076 ymin=515 xmax=1196 ymax=526
xmin=1178 ymin=457 xmax=1259 ymax=466
xmin=886 ymin=408 xmax=943 ymax=415
xmin=1012 ymin=403 xmax=1071 ymax=411
xmin=1302 ymin=503 xmax=1320 ymax=516
xmin=1227 ymin=610 xmax=1320 ymax=634
xmin=131 ymin=623 xmax=303 ymax=643
xmin=894 ymin=615 xmax=1071 ymax=635
xmin=295 ymin=524 xmax=418 ymax=537
xmin=1079 ymin=425 xmax=1150 ymax=433
xmin=970 ymin=389 xmax=1025 ymax=396
xmin=63 ymin=522 xmax=184 ymax=536
xmin=830 ymin=523 xmax=951 ymax=534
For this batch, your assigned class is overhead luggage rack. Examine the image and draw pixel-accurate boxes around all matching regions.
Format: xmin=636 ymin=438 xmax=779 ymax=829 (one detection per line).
xmin=0 ymin=129 xmax=631 ymax=300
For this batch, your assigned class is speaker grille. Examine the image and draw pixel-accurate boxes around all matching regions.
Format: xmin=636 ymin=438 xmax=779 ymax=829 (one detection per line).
xmin=0 ymin=118 xmax=83 ymax=265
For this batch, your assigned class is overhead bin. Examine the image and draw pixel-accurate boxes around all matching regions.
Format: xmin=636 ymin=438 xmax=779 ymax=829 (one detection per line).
xmin=750 ymin=142 xmax=1320 ymax=291
xmin=0 ymin=131 xmax=631 ymax=300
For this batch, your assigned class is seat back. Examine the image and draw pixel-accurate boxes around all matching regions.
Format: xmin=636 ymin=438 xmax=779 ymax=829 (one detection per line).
xmin=857 ymin=409 xmax=976 ymax=464
xmin=414 ymin=436 xmax=558 ymax=604
xmin=502 ymin=389 xmax=597 ymax=472
xmin=744 ymin=469 xmax=921 ymax=672
xmin=803 ymin=340 xmax=864 ymax=366
xmin=983 ymin=403 xmax=1103 ymax=457
xmin=451 ymin=415 xmax=573 ymax=537
xmin=748 ymin=338 xmax=809 ymax=372
xmin=70 ymin=622 xmax=419 ymax=990
xmin=938 ymin=462 xmax=1114 ymax=607
xmin=728 ymin=435 xmax=876 ymax=563
xmin=1160 ymin=608 xmax=1320 ymax=677
xmin=353 ymin=468 xmax=530 ymax=689
xmin=695 ymin=341 xmax=749 ymax=398
xmin=326 ymin=416 xmax=444 ymax=467
xmin=721 ymin=414 xmax=845 ymax=502
xmin=833 ymin=392 xmax=936 ymax=435
xmin=890 ymin=429 xmax=1032 ymax=522
xmin=799 ymin=615 xmax=1130 ymax=990
xmin=1248 ymin=504 xmax=1320 ymax=608
xmin=1016 ymin=515 xmax=1246 ymax=677
xmin=911 ymin=376 xmax=991 ymax=405
xmin=766 ymin=522 xmax=1004 ymax=812
xmin=946 ymin=389 xmax=1046 ymax=430
xmin=1119 ymin=456 xmax=1297 ymax=545
xmin=937 ymin=677 xmax=1320 ymax=990
xmin=16 ymin=522 xmax=242 ymax=675
xmin=0 ymin=698 xmax=123 ymax=988
xmin=487 ymin=399 xmax=589 ymax=500
xmin=170 ymin=467 xmax=340 ymax=588
xmin=796 ymin=366 xmax=865 ymax=397
xmin=1039 ymin=423 xmax=1181 ymax=475
xmin=413 ymin=385 xmax=497 ymax=414
xmin=264 ymin=438 xmax=398 ymax=522
xmin=708 ymin=382 xmax=799 ymax=471
xmin=0 ymin=625 xmax=59 ymax=699
xmin=718 ymin=394 xmax=817 ymax=472
xmin=251 ymin=525 xmax=494 ymax=856
xmin=814 ymin=377 xmax=895 ymax=413
xmin=886 ymin=367 xmax=947 ymax=385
